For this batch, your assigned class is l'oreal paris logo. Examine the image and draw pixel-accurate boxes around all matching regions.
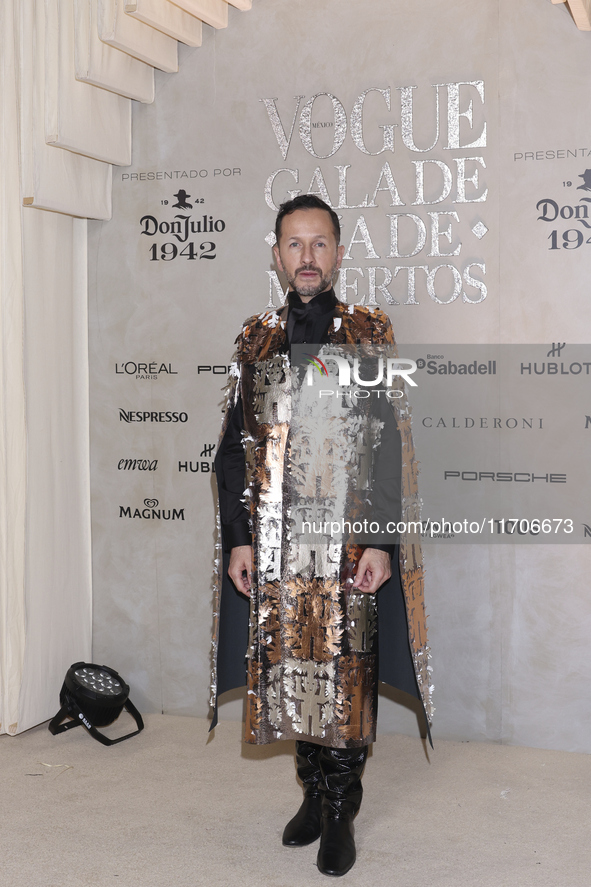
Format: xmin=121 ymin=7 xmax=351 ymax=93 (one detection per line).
xmin=115 ymin=362 xmax=177 ymax=376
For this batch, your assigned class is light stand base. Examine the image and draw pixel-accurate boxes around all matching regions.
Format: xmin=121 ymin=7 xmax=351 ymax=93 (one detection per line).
xmin=48 ymin=696 xmax=144 ymax=746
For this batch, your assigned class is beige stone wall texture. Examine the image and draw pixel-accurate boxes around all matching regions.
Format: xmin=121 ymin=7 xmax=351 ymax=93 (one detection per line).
xmin=87 ymin=0 xmax=591 ymax=752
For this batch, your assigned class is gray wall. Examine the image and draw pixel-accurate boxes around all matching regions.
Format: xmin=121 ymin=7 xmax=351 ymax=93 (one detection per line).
xmin=88 ymin=0 xmax=591 ymax=752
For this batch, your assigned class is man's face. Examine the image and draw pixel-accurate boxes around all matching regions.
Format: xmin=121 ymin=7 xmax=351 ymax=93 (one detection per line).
xmin=273 ymin=208 xmax=345 ymax=300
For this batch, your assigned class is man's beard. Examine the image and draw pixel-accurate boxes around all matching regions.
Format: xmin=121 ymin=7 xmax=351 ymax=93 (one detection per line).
xmin=286 ymin=260 xmax=338 ymax=298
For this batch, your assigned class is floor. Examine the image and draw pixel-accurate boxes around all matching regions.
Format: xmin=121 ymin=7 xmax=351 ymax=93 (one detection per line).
xmin=2 ymin=714 xmax=589 ymax=887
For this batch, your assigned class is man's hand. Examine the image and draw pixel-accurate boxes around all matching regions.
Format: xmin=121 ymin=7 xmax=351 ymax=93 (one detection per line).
xmin=352 ymin=548 xmax=391 ymax=594
xmin=228 ymin=545 xmax=253 ymax=598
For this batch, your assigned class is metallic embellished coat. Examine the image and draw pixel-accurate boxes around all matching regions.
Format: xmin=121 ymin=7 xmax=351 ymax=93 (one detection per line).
xmin=211 ymin=301 xmax=432 ymax=748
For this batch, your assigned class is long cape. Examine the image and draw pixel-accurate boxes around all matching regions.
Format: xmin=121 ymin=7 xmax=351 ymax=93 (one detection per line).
xmin=210 ymin=302 xmax=433 ymax=742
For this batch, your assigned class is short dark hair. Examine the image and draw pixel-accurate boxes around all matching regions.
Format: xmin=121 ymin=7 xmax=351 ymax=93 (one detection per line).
xmin=275 ymin=194 xmax=341 ymax=244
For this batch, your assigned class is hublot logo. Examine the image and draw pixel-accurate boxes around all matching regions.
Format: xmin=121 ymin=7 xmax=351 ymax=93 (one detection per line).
xmin=521 ymin=361 xmax=591 ymax=375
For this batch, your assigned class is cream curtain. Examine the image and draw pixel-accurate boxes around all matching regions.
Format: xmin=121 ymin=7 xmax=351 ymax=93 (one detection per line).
xmin=1 ymin=0 xmax=250 ymax=733
xmin=0 ymin=0 xmax=93 ymax=735
xmin=0 ymin=0 xmax=27 ymax=736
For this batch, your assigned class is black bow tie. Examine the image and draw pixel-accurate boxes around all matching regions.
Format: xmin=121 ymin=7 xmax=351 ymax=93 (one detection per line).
xmin=288 ymin=302 xmax=312 ymax=322
xmin=286 ymin=289 xmax=337 ymax=346
xmin=287 ymin=289 xmax=336 ymax=314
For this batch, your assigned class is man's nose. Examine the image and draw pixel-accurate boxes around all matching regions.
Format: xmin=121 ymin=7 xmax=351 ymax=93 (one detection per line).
xmin=301 ymin=241 xmax=314 ymax=264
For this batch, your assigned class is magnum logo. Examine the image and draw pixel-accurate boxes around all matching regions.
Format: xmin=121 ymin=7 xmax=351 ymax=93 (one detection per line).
xmin=119 ymin=499 xmax=184 ymax=520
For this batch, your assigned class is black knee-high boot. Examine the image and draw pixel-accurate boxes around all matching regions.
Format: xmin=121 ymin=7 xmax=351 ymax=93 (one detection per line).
xmin=316 ymin=745 xmax=368 ymax=876
xmin=282 ymin=740 xmax=324 ymax=846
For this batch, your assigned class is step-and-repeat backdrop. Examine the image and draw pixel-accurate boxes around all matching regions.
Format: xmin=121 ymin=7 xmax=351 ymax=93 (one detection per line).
xmin=88 ymin=0 xmax=591 ymax=750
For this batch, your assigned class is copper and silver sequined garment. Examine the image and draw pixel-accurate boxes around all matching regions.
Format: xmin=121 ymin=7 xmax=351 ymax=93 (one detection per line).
xmin=243 ymin=350 xmax=382 ymax=746
xmin=211 ymin=303 xmax=433 ymax=748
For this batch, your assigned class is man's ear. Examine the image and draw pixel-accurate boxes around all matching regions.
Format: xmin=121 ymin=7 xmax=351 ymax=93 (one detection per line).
xmin=335 ymin=244 xmax=345 ymax=271
xmin=273 ymin=244 xmax=284 ymax=272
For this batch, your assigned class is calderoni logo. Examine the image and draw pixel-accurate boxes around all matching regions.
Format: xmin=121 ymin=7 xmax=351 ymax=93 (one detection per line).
xmin=422 ymin=416 xmax=543 ymax=429
xmin=119 ymin=499 xmax=184 ymax=520
xmin=115 ymin=361 xmax=178 ymax=380
xmin=118 ymin=459 xmax=158 ymax=471
xmin=119 ymin=409 xmax=188 ymax=423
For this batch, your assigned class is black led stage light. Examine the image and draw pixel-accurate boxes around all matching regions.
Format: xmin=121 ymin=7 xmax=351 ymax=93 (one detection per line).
xmin=48 ymin=662 xmax=144 ymax=746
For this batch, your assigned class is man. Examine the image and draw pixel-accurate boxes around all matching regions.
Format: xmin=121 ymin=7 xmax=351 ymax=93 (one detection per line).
xmin=211 ymin=195 xmax=431 ymax=877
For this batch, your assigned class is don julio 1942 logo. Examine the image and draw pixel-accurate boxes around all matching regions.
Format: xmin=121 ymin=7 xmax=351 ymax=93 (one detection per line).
xmin=536 ymin=170 xmax=591 ymax=250
xmin=140 ymin=190 xmax=226 ymax=264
